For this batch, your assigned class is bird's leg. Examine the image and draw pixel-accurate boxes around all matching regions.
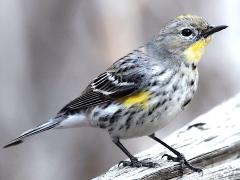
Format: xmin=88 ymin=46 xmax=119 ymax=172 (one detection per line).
xmin=113 ymin=138 xmax=157 ymax=168
xmin=149 ymin=133 xmax=202 ymax=174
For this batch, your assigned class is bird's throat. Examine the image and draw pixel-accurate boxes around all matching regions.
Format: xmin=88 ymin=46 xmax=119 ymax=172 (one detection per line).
xmin=184 ymin=36 xmax=212 ymax=63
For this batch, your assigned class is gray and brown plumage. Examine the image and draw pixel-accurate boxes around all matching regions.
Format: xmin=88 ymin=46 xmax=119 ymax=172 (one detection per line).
xmin=3 ymin=15 xmax=227 ymax=173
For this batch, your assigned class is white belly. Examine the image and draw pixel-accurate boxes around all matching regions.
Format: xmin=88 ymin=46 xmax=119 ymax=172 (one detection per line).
xmin=114 ymin=102 xmax=183 ymax=139
xmin=110 ymin=65 xmax=198 ymax=139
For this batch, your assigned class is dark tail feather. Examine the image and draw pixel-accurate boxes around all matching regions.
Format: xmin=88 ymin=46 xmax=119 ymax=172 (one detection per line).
xmin=3 ymin=120 xmax=60 ymax=148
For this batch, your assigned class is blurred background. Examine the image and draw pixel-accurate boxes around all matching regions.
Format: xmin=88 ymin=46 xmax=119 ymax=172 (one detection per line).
xmin=0 ymin=0 xmax=239 ymax=179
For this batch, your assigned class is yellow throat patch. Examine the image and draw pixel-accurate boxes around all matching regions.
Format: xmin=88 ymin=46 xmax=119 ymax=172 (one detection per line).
xmin=119 ymin=91 xmax=150 ymax=109
xmin=184 ymin=36 xmax=212 ymax=63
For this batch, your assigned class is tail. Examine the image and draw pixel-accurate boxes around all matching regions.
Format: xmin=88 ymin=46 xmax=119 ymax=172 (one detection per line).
xmin=3 ymin=120 xmax=60 ymax=148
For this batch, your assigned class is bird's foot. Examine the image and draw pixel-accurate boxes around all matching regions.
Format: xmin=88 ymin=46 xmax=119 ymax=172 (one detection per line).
xmin=118 ymin=157 xmax=157 ymax=168
xmin=162 ymin=153 xmax=202 ymax=175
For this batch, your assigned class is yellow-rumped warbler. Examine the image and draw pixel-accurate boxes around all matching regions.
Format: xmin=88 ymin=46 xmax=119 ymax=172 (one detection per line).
xmin=3 ymin=15 xmax=227 ymax=173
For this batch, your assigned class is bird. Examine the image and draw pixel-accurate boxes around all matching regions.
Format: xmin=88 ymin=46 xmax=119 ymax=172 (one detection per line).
xmin=3 ymin=14 xmax=227 ymax=174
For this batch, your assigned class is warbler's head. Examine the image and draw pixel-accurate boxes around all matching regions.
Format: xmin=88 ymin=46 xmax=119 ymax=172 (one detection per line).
xmin=153 ymin=14 xmax=227 ymax=63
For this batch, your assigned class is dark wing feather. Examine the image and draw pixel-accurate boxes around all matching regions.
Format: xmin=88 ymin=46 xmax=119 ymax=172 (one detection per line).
xmin=58 ymin=71 xmax=141 ymax=114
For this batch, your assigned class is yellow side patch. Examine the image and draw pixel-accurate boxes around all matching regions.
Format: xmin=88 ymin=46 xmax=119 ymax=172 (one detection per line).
xmin=184 ymin=36 xmax=212 ymax=63
xmin=119 ymin=91 xmax=150 ymax=109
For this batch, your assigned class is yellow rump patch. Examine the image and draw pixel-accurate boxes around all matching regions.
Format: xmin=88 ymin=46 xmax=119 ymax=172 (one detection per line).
xmin=119 ymin=91 xmax=150 ymax=109
xmin=184 ymin=36 xmax=212 ymax=63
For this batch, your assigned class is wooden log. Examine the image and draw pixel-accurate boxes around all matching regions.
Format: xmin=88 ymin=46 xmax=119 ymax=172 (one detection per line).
xmin=94 ymin=93 xmax=240 ymax=180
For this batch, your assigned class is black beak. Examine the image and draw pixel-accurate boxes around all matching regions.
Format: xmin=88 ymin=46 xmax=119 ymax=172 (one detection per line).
xmin=202 ymin=25 xmax=228 ymax=38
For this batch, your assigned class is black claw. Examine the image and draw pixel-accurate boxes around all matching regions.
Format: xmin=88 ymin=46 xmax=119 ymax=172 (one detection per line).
xmin=161 ymin=154 xmax=167 ymax=159
xmin=118 ymin=161 xmax=125 ymax=167
xmin=162 ymin=154 xmax=178 ymax=161
xmin=162 ymin=153 xmax=202 ymax=174
xmin=184 ymin=160 xmax=203 ymax=173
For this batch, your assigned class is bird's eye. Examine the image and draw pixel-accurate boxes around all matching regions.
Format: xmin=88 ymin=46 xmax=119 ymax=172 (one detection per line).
xmin=181 ymin=28 xmax=193 ymax=37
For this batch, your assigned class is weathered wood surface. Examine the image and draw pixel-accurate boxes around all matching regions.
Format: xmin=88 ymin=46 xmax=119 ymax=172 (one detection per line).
xmin=94 ymin=93 xmax=240 ymax=180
